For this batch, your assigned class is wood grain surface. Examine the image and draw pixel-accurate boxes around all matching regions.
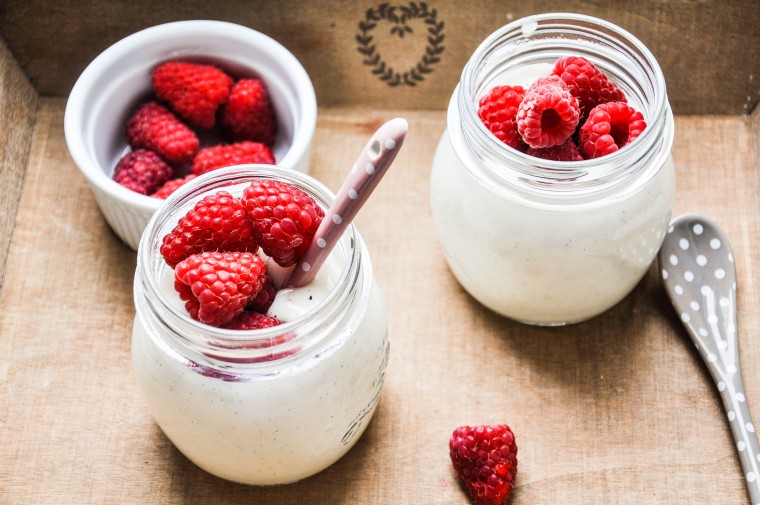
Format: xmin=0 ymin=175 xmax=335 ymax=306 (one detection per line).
xmin=0 ymin=98 xmax=759 ymax=503
xmin=1 ymin=0 xmax=759 ymax=115
xmin=0 ymin=37 xmax=37 ymax=287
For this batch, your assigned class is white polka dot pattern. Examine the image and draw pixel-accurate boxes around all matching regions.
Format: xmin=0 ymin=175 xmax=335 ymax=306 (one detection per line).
xmin=286 ymin=118 xmax=408 ymax=288
xmin=658 ymin=215 xmax=760 ymax=503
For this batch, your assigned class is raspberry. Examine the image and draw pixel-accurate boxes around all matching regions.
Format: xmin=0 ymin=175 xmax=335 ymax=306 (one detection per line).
xmin=151 ymin=174 xmax=198 ymax=199
xmin=526 ymin=138 xmax=583 ymax=162
xmin=221 ymin=312 xmax=297 ymax=362
xmin=152 ymin=61 xmax=233 ymax=129
xmin=553 ymin=56 xmax=626 ymax=122
xmin=242 ymin=180 xmax=324 ymax=267
xmin=450 ymin=424 xmax=518 ymax=505
xmin=160 ymin=191 xmax=259 ymax=268
xmin=174 ymin=251 xmax=267 ymax=327
xmin=516 ymin=75 xmax=580 ymax=149
xmin=126 ymin=101 xmax=199 ymax=166
xmin=477 ymin=85 xmax=527 ymax=151
xmin=579 ymin=101 xmax=647 ymax=158
xmin=112 ymin=149 xmax=173 ymax=195
xmin=191 ymin=142 xmax=276 ymax=176
xmin=223 ymin=310 xmax=282 ymax=330
xmin=220 ymin=79 xmax=278 ymax=146
xmin=248 ymin=275 xmax=276 ymax=313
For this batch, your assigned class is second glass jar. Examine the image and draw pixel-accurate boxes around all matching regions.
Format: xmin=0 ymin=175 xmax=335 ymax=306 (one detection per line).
xmin=430 ymin=13 xmax=676 ymax=325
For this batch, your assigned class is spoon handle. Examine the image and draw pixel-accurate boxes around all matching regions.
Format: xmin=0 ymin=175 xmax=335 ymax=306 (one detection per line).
xmin=286 ymin=118 xmax=408 ymax=288
xmin=715 ymin=369 xmax=760 ymax=503
xmin=659 ymin=215 xmax=760 ymax=503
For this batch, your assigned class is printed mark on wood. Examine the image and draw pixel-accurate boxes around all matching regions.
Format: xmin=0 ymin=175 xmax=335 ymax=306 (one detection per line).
xmin=356 ymin=2 xmax=445 ymax=87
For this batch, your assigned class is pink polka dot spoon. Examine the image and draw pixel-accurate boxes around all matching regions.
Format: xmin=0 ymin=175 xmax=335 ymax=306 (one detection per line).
xmin=286 ymin=117 xmax=408 ymax=288
xmin=659 ymin=214 xmax=760 ymax=503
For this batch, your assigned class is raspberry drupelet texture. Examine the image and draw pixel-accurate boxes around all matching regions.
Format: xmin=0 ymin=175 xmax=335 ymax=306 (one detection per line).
xmin=174 ymin=251 xmax=268 ymax=327
xmin=450 ymin=424 xmax=518 ymax=505
xmin=191 ymin=141 xmax=276 ymax=176
xmin=526 ymin=138 xmax=584 ymax=162
xmin=248 ymin=275 xmax=277 ymax=313
xmin=151 ymin=174 xmax=198 ymax=199
xmin=553 ymin=56 xmax=626 ymax=123
xmin=477 ymin=85 xmax=527 ymax=151
xmin=220 ymin=79 xmax=278 ymax=146
xmin=126 ymin=101 xmax=199 ymax=167
xmin=112 ymin=149 xmax=174 ymax=195
xmin=160 ymin=191 xmax=259 ymax=268
xmin=516 ymin=75 xmax=580 ymax=149
xmin=152 ymin=61 xmax=233 ymax=129
xmin=223 ymin=310 xmax=282 ymax=330
xmin=221 ymin=312 xmax=298 ymax=362
xmin=579 ymin=101 xmax=647 ymax=158
xmin=242 ymin=180 xmax=325 ymax=267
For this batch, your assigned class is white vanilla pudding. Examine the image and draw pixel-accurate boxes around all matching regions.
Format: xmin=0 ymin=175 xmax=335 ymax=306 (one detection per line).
xmin=132 ymin=165 xmax=389 ymax=484
xmin=430 ymin=14 xmax=676 ymax=325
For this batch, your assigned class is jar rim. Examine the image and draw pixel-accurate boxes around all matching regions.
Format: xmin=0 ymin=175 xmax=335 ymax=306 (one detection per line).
xmin=135 ymin=164 xmax=365 ymax=364
xmin=456 ymin=12 xmax=672 ymax=196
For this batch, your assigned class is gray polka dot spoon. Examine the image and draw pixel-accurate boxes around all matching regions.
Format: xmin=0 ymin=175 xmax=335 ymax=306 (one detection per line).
xmin=659 ymin=214 xmax=760 ymax=503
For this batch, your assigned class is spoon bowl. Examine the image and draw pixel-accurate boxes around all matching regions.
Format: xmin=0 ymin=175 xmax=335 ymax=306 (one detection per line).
xmin=659 ymin=214 xmax=759 ymax=503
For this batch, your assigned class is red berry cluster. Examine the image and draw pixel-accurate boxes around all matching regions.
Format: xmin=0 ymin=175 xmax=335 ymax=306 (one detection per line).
xmin=161 ymin=179 xmax=324 ymax=329
xmin=450 ymin=424 xmax=518 ymax=505
xmin=113 ymin=61 xmax=278 ymax=198
xmin=478 ymin=56 xmax=646 ymax=162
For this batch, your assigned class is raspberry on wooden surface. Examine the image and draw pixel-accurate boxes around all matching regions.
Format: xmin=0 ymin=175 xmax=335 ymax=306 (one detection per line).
xmin=450 ymin=424 xmax=518 ymax=505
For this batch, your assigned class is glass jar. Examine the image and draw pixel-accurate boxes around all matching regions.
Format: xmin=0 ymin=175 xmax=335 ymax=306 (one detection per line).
xmin=430 ymin=13 xmax=675 ymax=325
xmin=132 ymin=165 xmax=389 ymax=485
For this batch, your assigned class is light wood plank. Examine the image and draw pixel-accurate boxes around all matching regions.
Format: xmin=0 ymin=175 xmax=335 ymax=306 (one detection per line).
xmin=0 ymin=36 xmax=37 ymax=287
xmin=0 ymin=102 xmax=758 ymax=504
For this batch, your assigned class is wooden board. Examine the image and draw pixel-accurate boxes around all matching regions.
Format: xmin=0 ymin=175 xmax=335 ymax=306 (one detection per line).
xmin=0 ymin=37 xmax=37 ymax=287
xmin=1 ymin=0 xmax=759 ymax=115
xmin=1 ymin=99 xmax=759 ymax=503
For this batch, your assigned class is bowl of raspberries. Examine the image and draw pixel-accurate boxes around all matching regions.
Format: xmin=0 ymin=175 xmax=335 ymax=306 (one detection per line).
xmin=64 ymin=20 xmax=317 ymax=250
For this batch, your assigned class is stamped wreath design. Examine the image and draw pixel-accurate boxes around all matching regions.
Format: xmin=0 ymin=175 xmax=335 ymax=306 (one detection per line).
xmin=356 ymin=2 xmax=445 ymax=87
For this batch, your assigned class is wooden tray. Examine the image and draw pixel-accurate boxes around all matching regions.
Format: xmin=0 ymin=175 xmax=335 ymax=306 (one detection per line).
xmin=2 ymin=2 xmax=760 ymax=503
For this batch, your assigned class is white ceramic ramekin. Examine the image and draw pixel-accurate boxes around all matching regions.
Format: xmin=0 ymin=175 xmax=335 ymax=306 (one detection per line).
xmin=64 ymin=20 xmax=317 ymax=250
